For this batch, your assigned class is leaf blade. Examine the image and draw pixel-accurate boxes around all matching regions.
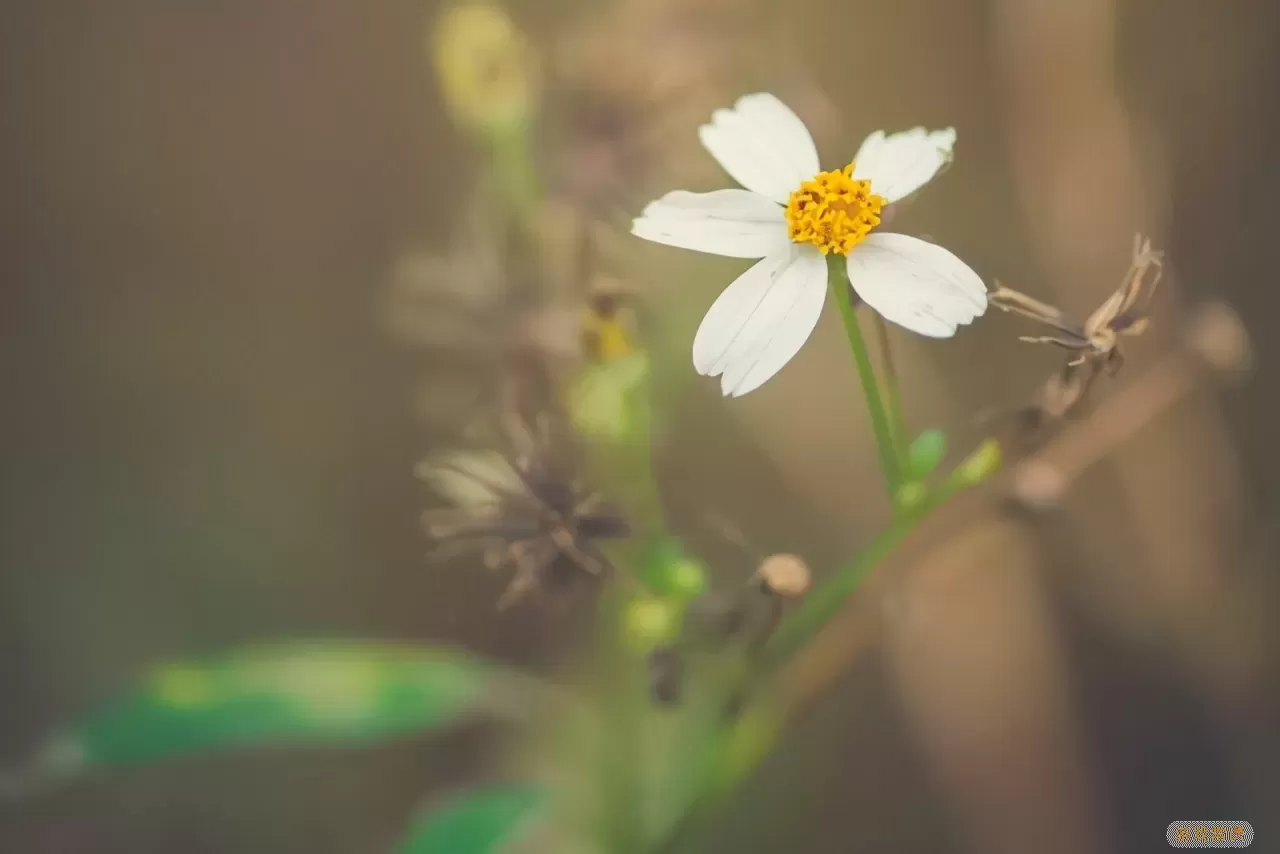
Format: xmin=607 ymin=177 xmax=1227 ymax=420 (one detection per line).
xmin=8 ymin=642 xmax=539 ymax=794
xmin=397 ymin=785 xmax=549 ymax=854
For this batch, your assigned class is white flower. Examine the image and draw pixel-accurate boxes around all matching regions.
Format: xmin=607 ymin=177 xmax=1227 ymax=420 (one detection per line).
xmin=632 ymin=93 xmax=987 ymax=396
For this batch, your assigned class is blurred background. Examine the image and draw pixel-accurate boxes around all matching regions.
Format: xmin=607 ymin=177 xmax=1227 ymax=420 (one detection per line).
xmin=2 ymin=1 xmax=1278 ymax=852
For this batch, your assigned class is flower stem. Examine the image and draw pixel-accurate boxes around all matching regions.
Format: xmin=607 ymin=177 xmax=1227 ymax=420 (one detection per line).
xmin=826 ymin=255 xmax=900 ymax=498
xmin=763 ymin=465 xmax=973 ymax=667
xmin=653 ymin=444 xmax=1003 ymax=854
xmin=490 ymin=122 xmax=541 ymax=225
xmin=873 ymin=314 xmax=912 ymax=469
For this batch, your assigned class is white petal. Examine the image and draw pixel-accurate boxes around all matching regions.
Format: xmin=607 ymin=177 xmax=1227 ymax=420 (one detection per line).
xmin=852 ymin=127 xmax=956 ymax=204
xmin=698 ymin=93 xmax=820 ymax=204
xmin=631 ymin=188 xmax=788 ymax=259
xmin=719 ymin=251 xmax=829 ymax=397
xmin=692 ymin=252 xmax=790 ymax=374
xmin=846 ymin=233 xmax=987 ymax=338
xmin=691 ymin=247 xmax=828 ymax=396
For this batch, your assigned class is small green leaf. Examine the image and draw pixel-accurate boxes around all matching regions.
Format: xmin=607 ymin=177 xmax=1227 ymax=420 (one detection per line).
xmin=11 ymin=642 xmax=534 ymax=792
xmin=906 ymin=429 xmax=947 ymax=480
xmin=569 ymin=353 xmax=650 ymax=442
xmin=397 ymin=785 xmax=549 ymax=854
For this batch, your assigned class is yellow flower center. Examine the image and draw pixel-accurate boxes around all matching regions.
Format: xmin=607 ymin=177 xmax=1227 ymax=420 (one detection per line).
xmin=785 ymin=163 xmax=886 ymax=256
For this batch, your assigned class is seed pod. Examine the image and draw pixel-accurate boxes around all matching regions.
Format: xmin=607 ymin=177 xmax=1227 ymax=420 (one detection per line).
xmin=755 ymin=554 xmax=811 ymax=599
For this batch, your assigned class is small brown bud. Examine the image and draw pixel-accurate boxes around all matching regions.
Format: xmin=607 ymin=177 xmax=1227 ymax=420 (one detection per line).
xmin=756 ymin=554 xmax=811 ymax=598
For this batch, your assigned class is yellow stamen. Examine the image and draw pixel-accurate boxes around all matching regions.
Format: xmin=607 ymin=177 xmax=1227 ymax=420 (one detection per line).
xmin=785 ymin=163 xmax=885 ymax=256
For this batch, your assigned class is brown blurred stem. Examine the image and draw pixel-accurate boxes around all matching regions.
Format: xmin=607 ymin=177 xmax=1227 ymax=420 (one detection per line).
xmin=1011 ymin=301 xmax=1249 ymax=510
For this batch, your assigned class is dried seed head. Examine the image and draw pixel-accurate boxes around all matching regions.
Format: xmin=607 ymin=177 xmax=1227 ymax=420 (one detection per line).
xmin=756 ymin=554 xmax=811 ymax=598
xmin=419 ymin=410 xmax=629 ymax=610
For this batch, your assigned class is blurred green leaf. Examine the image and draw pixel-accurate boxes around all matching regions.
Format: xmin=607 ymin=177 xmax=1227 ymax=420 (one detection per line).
xmin=10 ymin=642 xmax=538 ymax=792
xmin=641 ymin=538 xmax=708 ymax=600
xmin=397 ymin=785 xmax=549 ymax=854
xmin=906 ymin=428 xmax=948 ymax=480
xmin=621 ymin=596 xmax=681 ymax=654
xmin=569 ymin=352 xmax=651 ymax=443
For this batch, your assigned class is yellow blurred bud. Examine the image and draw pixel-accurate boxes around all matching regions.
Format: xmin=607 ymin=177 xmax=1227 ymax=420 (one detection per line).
xmin=956 ymin=438 xmax=1003 ymax=485
xmin=622 ymin=596 xmax=680 ymax=653
xmin=431 ymin=3 xmax=539 ymax=135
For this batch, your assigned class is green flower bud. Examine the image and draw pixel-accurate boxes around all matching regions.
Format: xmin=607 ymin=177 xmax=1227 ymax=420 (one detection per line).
xmin=431 ymin=3 xmax=539 ymax=136
xmin=906 ymin=428 xmax=947 ymax=480
xmin=956 ymin=438 xmax=1003 ymax=485
xmin=664 ymin=556 xmax=710 ymax=600
xmin=622 ymin=596 xmax=680 ymax=653
xmin=895 ymin=480 xmax=929 ymax=511
xmin=641 ymin=538 xmax=709 ymax=600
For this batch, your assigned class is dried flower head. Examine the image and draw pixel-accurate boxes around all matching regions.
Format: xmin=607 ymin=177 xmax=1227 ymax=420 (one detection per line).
xmin=418 ymin=409 xmax=630 ymax=608
xmin=991 ymin=236 xmax=1165 ymax=443
xmin=991 ymin=234 xmax=1164 ymax=376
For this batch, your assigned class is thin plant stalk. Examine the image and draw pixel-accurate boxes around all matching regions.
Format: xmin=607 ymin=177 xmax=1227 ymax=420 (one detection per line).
xmin=765 ymin=451 xmax=997 ymax=668
xmin=826 ymin=255 xmax=901 ymax=497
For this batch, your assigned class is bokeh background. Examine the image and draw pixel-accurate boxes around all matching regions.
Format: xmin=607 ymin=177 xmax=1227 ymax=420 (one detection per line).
xmin=2 ymin=1 xmax=1278 ymax=852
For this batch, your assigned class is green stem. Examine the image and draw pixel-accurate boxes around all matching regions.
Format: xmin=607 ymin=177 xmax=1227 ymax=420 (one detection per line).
xmin=490 ymin=122 xmax=540 ymax=225
xmin=650 ymin=445 xmax=1002 ymax=854
xmin=596 ymin=591 xmax=646 ymax=854
xmin=765 ymin=510 xmax=919 ymax=664
xmin=873 ymin=314 xmax=911 ymax=469
xmin=764 ymin=468 xmax=973 ymax=667
xmin=826 ymin=255 xmax=900 ymax=497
